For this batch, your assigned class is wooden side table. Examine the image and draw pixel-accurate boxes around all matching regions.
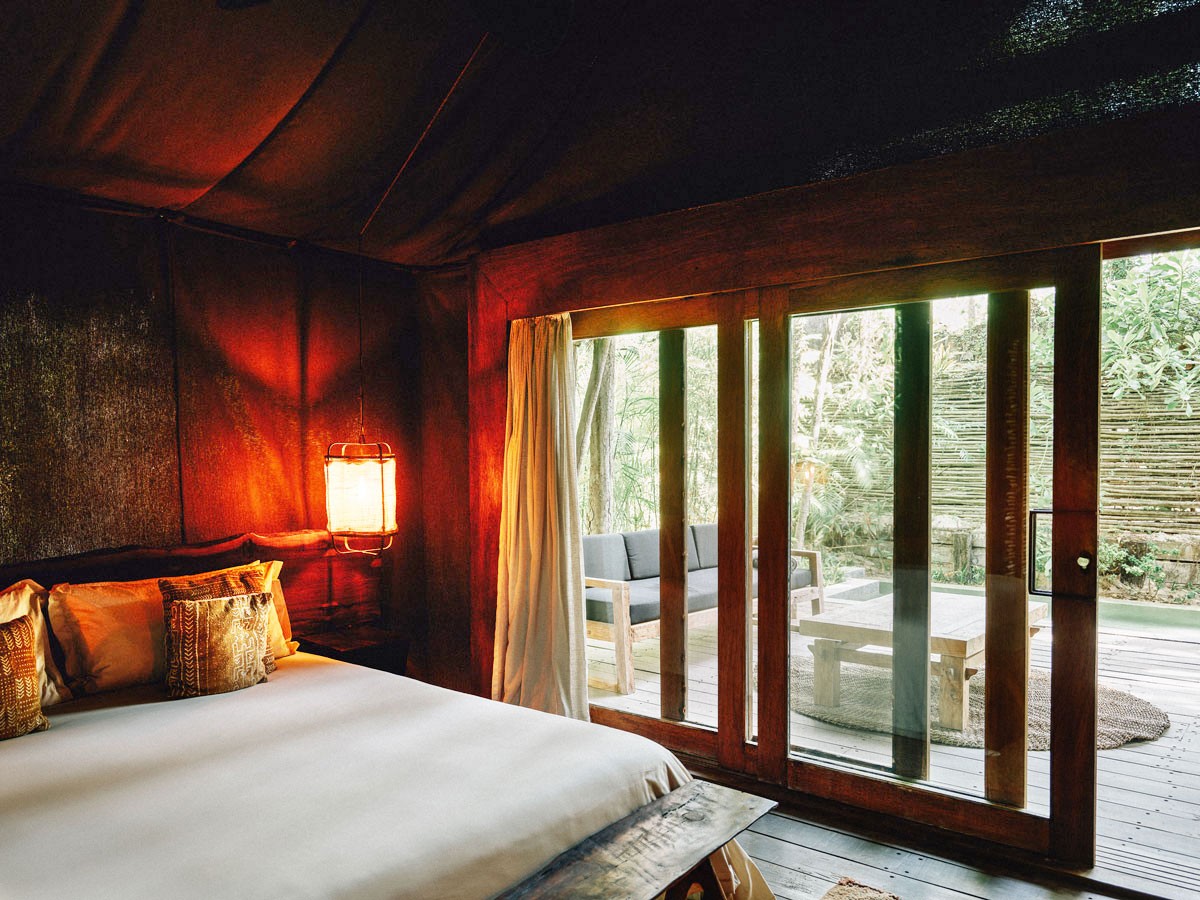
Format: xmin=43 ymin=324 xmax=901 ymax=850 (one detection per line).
xmin=301 ymin=624 xmax=409 ymax=676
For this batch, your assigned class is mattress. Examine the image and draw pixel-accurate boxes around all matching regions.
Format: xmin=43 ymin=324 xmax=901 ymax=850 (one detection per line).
xmin=0 ymin=654 xmax=766 ymax=899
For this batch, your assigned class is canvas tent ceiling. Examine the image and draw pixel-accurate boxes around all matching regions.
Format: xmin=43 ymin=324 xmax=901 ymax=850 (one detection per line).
xmin=2 ymin=0 xmax=1198 ymax=267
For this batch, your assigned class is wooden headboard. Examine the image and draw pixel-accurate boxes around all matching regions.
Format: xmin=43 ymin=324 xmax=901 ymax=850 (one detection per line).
xmin=0 ymin=530 xmax=389 ymax=637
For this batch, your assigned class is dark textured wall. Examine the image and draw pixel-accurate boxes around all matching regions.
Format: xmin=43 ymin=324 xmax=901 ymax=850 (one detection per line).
xmin=0 ymin=202 xmax=181 ymax=562
xmin=0 ymin=198 xmax=423 ymax=607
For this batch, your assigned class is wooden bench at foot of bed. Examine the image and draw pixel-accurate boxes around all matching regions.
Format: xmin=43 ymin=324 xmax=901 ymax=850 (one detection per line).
xmin=499 ymin=780 xmax=776 ymax=900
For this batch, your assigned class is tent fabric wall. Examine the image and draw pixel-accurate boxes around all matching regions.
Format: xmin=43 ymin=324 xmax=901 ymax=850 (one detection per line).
xmin=2 ymin=2 xmax=1197 ymax=268
xmin=0 ymin=197 xmax=424 ymax=639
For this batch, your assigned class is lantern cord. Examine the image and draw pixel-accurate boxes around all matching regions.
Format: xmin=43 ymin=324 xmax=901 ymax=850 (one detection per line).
xmin=357 ymin=236 xmax=366 ymax=444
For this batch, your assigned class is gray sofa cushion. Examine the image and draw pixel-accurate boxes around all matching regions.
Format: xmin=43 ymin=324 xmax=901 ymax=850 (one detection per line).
xmin=586 ymin=576 xmax=721 ymax=625
xmin=691 ymin=523 xmax=718 ymax=569
xmin=685 ymin=527 xmax=701 ymax=572
xmin=680 ymin=565 xmax=809 ymax=600
xmin=621 ymin=527 xmax=700 ymax=579
xmin=622 ymin=529 xmax=660 ymax=579
xmin=582 ymin=533 xmax=631 ymax=582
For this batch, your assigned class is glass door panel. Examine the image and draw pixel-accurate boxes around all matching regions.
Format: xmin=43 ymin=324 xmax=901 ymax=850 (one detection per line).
xmin=577 ymin=332 xmax=664 ymax=711
xmin=683 ymin=325 xmax=719 ymax=727
xmin=786 ymin=307 xmax=896 ymax=770
xmin=762 ymin=247 xmax=1099 ymax=862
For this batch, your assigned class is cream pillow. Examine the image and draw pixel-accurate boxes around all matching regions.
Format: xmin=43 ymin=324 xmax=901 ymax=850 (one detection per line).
xmin=0 ymin=580 xmax=70 ymax=707
xmin=48 ymin=560 xmax=295 ymax=695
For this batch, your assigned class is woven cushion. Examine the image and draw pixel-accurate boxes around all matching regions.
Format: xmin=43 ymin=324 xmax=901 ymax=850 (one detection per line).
xmin=163 ymin=593 xmax=272 ymax=699
xmin=0 ymin=615 xmax=50 ymax=740
xmin=159 ymin=561 xmax=294 ymax=662
xmin=161 ymin=573 xmax=276 ymax=675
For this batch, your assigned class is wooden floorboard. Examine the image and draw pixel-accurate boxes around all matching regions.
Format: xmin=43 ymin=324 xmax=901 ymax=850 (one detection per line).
xmin=588 ymin=602 xmax=1200 ymax=899
xmin=741 ymin=810 xmax=1132 ymax=899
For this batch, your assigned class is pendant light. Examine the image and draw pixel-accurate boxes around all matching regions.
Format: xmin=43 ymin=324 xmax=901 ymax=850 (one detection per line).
xmin=325 ymin=240 xmax=398 ymax=555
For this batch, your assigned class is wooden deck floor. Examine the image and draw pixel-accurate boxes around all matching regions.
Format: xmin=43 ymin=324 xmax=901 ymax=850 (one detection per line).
xmin=741 ymin=809 xmax=1131 ymax=899
xmin=587 ymin=600 xmax=1200 ymax=900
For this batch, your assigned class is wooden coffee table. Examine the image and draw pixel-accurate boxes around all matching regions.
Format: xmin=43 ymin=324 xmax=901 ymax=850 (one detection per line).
xmin=794 ymin=592 xmax=1049 ymax=730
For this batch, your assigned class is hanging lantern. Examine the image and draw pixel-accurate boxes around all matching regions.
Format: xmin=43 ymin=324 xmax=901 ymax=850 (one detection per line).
xmin=325 ymin=441 xmax=397 ymax=553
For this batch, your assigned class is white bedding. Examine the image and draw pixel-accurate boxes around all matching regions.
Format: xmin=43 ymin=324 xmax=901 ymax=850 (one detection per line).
xmin=0 ymin=654 xmax=768 ymax=900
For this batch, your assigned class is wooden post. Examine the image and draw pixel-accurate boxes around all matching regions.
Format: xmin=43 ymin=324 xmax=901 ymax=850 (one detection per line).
xmin=717 ymin=295 xmax=751 ymax=769
xmin=757 ymin=286 xmax=791 ymax=782
xmin=985 ymin=289 xmax=1031 ymax=807
xmin=660 ymin=329 xmax=688 ymax=722
xmin=892 ymin=302 xmax=931 ymax=779
xmin=1050 ymin=246 xmax=1101 ymax=867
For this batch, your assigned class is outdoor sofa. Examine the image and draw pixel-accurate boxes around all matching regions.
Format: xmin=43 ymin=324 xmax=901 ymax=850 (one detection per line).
xmin=583 ymin=523 xmax=825 ymax=693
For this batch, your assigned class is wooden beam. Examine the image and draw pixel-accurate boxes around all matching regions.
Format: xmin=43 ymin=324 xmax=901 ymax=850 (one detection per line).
xmin=985 ymin=290 xmax=1031 ymax=808
xmin=788 ymin=247 xmax=1073 ymax=317
xmin=481 ymin=105 xmax=1200 ymax=318
xmin=892 ymin=302 xmax=932 ymax=779
xmin=660 ymin=329 xmax=688 ymax=722
xmin=757 ymin=286 xmax=791 ymax=782
xmin=1101 ymin=226 xmax=1200 ymax=260
xmin=572 ymin=293 xmax=727 ymax=338
xmin=1049 ymin=246 xmax=1101 ymax=867
xmin=497 ymin=780 xmax=776 ymax=900
xmin=786 ymin=757 xmax=1049 ymax=854
xmin=467 ymin=265 xmax=508 ymax=696
xmin=588 ymin=706 xmax=719 ymax=760
xmin=717 ymin=294 xmax=750 ymax=770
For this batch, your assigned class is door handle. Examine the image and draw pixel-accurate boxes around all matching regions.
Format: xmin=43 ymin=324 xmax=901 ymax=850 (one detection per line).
xmin=1028 ymin=508 xmax=1052 ymax=596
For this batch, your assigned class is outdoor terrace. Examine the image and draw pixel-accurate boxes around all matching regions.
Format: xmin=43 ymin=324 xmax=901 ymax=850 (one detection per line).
xmin=587 ymin=583 xmax=1200 ymax=900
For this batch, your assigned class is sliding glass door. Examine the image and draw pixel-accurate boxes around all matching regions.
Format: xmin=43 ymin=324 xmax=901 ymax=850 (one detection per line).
xmin=573 ymin=244 xmax=1101 ymax=864
xmin=757 ymin=246 xmax=1101 ymax=863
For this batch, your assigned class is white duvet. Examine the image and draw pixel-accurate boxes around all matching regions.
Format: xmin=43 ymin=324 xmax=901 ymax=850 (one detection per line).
xmin=0 ymin=654 xmax=769 ymax=899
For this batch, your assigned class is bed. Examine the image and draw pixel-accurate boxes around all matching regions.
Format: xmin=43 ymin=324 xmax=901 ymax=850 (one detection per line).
xmin=0 ymin=533 xmax=773 ymax=899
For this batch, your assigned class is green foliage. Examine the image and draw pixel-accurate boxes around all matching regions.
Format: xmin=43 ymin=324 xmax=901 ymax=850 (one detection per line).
xmin=933 ymin=562 xmax=985 ymax=586
xmin=1097 ymin=539 xmax=1166 ymax=588
xmin=1102 ymin=251 xmax=1200 ymax=412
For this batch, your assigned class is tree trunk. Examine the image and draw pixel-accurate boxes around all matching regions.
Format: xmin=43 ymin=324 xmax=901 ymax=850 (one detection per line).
xmin=587 ymin=345 xmax=615 ymax=533
xmin=795 ymin=314 xmax=841 ymax=548
xmin=577 ymin=338 xmax=615 ymax=534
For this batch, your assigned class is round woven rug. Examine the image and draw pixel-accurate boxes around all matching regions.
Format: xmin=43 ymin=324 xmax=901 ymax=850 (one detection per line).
xmin=788 ymin=655 xmax=1170 ymax=750
xmin=821 ymin=877 xmax=900 ymax=899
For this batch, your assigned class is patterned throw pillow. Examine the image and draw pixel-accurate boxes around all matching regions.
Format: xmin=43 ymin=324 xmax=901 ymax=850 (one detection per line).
xmin=160 ymin=573 xmax=275 ymax=674
xmin=0 ymin=615 xmax=51 ymax=740
xmin=163 ymin=593 xmax=272 ymax=699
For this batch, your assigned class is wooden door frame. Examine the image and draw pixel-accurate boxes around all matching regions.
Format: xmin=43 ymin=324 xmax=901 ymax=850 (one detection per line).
xmin=753 ymin=245 xmax=1100 ymax=861
xmin=577 ymin=291 xmax=757 ymax=755
xmin=574 ymin=245 xmax=1100 ymax=862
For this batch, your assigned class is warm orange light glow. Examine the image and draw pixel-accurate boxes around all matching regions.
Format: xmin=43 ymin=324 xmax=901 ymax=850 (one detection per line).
xmin=325 ymin=442 xmax=398 ymax=539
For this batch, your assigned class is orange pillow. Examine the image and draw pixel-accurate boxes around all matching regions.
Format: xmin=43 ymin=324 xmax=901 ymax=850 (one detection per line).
xmin=48 ymin=561 xmax=295 ymax=695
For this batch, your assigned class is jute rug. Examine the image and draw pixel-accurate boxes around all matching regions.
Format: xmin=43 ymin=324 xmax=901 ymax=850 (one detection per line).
xmin=788 ymin=655 xmax=1170 ymax=750
xmin=821 ymin=877 xmax=900 ymax=899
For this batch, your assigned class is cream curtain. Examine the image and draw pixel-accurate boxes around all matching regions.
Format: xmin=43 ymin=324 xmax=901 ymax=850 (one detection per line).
xmin=492 ymin=313 xmax=589 ymax=720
